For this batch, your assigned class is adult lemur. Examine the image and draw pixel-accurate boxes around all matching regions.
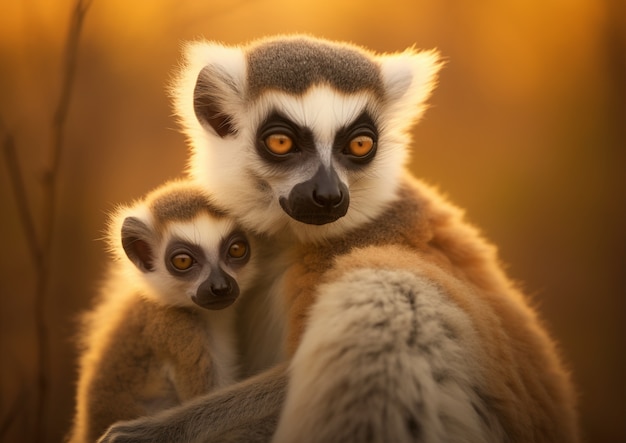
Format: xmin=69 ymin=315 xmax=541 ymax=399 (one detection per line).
xmin=99 ymin=35 xmax=579 ymax=443
xmin=68 ymin=180 xmax=259 ymax=443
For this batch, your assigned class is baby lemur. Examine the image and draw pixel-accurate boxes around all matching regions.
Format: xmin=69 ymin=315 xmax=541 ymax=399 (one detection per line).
xmin=67 ymin=180 xmax=257 ymax=443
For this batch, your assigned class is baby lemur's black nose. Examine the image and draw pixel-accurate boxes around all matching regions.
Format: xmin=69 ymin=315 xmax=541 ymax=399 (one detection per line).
xmin=193 ymin=269 xmax=239 ymax=310
xmin=210 ymin=280 xmax=232 ymax=297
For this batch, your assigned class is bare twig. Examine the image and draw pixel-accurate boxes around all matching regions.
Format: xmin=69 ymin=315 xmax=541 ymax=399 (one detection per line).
xmin=2 ymin=1 xmax=93 ymax=442
xmin=0 ymin=381 xmax=28 ymax=440
xmin=34 ymin=1 xmax=94 ymax=439
xmin=43 ymin=0 xmax=93 ymax=253
xmin=2 ymin=134 xmax=43 ymax=273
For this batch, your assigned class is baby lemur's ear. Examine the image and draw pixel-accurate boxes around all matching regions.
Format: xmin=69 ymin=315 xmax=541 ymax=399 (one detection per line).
xmin=377 ymin=48 xmax=443 ymax=129
xmin=121 ymin=217 xmax=156 ymax=272
xmin=172 ymin=41 xmax=247 ymax=138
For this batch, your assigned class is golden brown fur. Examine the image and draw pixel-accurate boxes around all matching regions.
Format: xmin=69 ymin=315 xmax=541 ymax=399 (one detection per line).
xmin=96 ymin=170 xmax=579 ymax=443
xmin=67 ymin=284 xmax=219 ymax=443
xmin=281 ymin=174 xmax=578 ymax=442
xmin=68 ymin=180 xmax=250 ymax=443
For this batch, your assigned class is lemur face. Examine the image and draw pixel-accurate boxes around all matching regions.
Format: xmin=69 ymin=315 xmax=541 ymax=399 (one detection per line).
xmin=175 ymin=35 xmax=441 ymax=242
xmin=153 ymin=215 xmax=251 ymax=310
xmin=114 ymin=181 xmax=256 ymax=310
xmin=249 ymin=88 xmax=380 ymax=226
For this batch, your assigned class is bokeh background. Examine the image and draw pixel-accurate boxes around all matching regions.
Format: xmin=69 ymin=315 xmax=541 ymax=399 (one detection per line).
xmin=0 ymin=1 xmax=624 ymax=442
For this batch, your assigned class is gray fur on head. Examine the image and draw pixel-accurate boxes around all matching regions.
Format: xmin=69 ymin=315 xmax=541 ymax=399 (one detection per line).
xmin=246 ymin=35 xmax=384 ymax=99
xmin=146 ymin=180 xmax=226 ymax=226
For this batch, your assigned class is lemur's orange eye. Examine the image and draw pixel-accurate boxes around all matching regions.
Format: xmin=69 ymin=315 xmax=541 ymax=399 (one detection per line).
xmin=171 ymin=253 xmax=194 ymax=271
xmin=265 ymin=134 xmax=293 ymax=155
xmin=228 ymin=241 xmax=248 ymax=259
xmin=348 ymin=135 xmax=374 ymax=157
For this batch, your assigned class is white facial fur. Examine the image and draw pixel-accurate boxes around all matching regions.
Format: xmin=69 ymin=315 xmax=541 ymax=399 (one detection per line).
xmin=112 ymin=209 xmax=253 ymax=309
xmin=188 ymin=87 xmax=401 ymax=242
xmin=175 ymin=38 xmax=442 ymax=243
xmin=148 ymin=215 xmax=234 ymax=307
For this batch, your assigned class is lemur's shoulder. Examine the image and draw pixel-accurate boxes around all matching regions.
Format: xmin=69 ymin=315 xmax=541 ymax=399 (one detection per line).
xmin=282 ymin=174 xmax=497 ymax=351
xmin=291 ymin=173 xmax=500 ymax=285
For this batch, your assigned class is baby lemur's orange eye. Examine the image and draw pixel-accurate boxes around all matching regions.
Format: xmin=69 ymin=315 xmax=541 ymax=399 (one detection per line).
xmin=265 ymin=134 xmax=293 ymax=155
xmin=228 ymin=241 xmax=248 ymax=259
xmin=348 ymin=135 xmax=375 ymax=157
xmin=171 ymin=253 xmax=194 ymax=271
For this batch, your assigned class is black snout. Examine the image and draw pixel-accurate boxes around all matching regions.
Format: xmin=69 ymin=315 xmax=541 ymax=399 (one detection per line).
xmin=279 ymin=166 xmax=349 ymax=225
xmin=193 ymin=268 xmax=239 ymax=310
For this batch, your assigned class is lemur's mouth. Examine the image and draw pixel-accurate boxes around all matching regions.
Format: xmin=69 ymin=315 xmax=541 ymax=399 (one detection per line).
xmin=192 ymin=295 xmax=237 ymax=310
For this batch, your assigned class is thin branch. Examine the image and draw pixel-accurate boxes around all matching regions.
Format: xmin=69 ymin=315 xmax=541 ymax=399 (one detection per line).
xmin=33 ymin=1 xmax=94 ymax=438
xmin=0 ymin=382 xmax=28 ymax=440
xmin=2 ymin=133 xmax=44 ymax=274
xmin=43 ymin=0 xmax=94 ymax=253
xmin=2 ymin=1 xmax=92 ymax=441
xmin=39 ymin=1 xmax=94 ymax=441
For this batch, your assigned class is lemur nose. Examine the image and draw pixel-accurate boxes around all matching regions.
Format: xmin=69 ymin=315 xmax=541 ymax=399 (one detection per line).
xmin=311 ymin=166 xmax=345 ymax=208
xmin=313 ymin=188 xmax=344 ymax=208
xmin=210 ymin=282 xmax=232 ymax=297
xmin=194 ymin=270 xmax=239 ymax=310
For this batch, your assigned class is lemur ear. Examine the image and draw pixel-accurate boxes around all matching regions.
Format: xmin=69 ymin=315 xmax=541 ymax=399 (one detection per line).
xmin=121 ymin=217 xmax=156 ymax=272
xmin=378 ymin=49 xmax=443 ymax=124
xmin=172 ymin=41 xmax=247 ymax=138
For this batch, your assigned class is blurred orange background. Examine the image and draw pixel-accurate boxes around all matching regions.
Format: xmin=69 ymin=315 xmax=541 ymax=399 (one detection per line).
xmin=0 ymin=1 xmax=624 ymax=442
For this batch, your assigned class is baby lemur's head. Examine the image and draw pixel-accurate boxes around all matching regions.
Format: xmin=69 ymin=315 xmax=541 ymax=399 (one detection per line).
xmin=173 ymin=35 xmax=442 ymax=243
xmin=109 ymin=180 xmax=255 ymax=310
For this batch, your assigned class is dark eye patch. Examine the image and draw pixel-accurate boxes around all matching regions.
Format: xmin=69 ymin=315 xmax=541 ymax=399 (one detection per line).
xmin=256 ymin=111 xmax=316 ymax=163
xmin=334 ymin=111 xmax=379 ymax=166
xmin=164 ymin=239 xmax=205 ymax=279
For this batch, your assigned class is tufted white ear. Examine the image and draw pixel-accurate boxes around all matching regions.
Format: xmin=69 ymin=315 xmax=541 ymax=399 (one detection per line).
xmin=171 ymin=41 xmax=247 ymax=138
xmin=377 ymin=48 xmax=443 ymax=127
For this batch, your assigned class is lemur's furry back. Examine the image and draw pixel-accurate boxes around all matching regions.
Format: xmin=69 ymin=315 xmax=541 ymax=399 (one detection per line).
xmin=98 ymin=35 xmax=578 ymax=443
